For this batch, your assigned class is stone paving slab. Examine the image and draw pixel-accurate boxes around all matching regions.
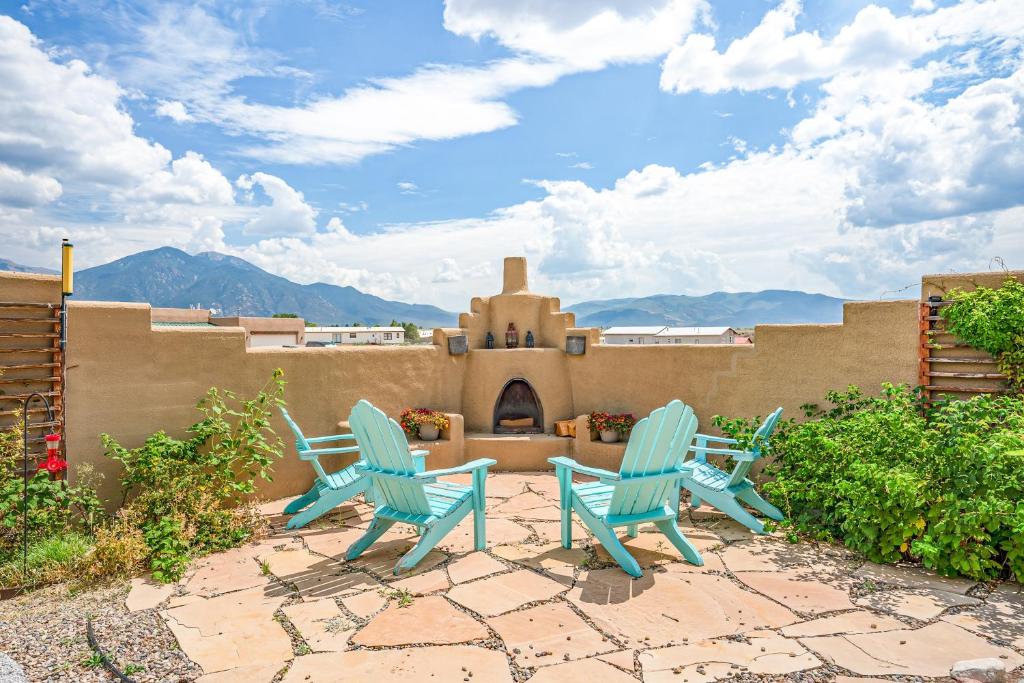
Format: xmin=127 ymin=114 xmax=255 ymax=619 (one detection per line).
xmin=780 ymin=609 xmax=905 ymax=637
xmin=487 ymin=602 xmax=616 ymax=668
xmin=447 ymin=568 xmax=567 ymax=616
xmin=340 ymin=589 xmax=387 ymax=619
xmin=390 ymin=567 xmax=450 ymax=595
xmin=855 ymin=586 xmax=980 ymax=620
xmin=352 ymin=595 xmax=488 ymax=646
xmin=800 ymin=620 xmax=1024 ymax=677
xmin=282 ymin=599 xmax=356 ymax=652
xmin=640 ymin=630 xmax=821 ymax=682
xmin=568 ymin=569 xmax=798 ymax=648
xmin=195 ymin=662 xmax=284 ymax=682
xmin=593 ymin=528 xmax=716 ymax=568
xmin=526 ymin=657 xmax=638 ymax=682
xmin=853 ymin=560 xmax=978 ymax=594
xmin=733 ymin=568 xmax=856 ymax=614
xmin=161 ymin=587 xmax=292 ymax=674
xmin=447 ymin=551 xmax=508 ymax=584
xmin=942 ymin=582 xmax=1024 ymax=648
xmin=491 ymin=542 xmax=586 ymax=585
xmin=281 ymin=645 xmax=514 ymax=682
xmin=437 ymin=516 xmax=532 ymax=553
xmin=125 ymin=576 xmax=174 ymax=611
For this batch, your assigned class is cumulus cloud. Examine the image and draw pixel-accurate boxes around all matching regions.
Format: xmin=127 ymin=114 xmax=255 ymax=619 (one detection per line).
xmin=0 ymin=164 xmax=62 ymax=208
xmin=155 ymin=100 xmax=193 ymax=123
xmin=444 ymin=0 xmax=708 ymax=69
xmin=660 ymin=0 xmax=1022 ymax=95
xmin=236 ymin=173 xmax=317 ymax=236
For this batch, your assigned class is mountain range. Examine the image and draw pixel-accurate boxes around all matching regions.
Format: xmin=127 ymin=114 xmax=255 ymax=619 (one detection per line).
xmin=566 ymin=290 xmax=846 ymax=327
xmin=1 ymin=250 xmax=846 ymax=327
xmin=0 ymin=258 xmax=57 ymax=275
xmin=71 ymin=248 xmax=457 ymax=327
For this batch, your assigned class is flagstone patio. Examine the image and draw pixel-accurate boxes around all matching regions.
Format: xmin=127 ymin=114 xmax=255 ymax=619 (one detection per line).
xmin=124 ymin=472 xmax=1024 ymax=682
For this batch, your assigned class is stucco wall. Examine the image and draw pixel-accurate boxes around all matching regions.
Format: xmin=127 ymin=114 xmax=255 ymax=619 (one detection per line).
xmin=0 ymin=260 xmax=941 ymax=508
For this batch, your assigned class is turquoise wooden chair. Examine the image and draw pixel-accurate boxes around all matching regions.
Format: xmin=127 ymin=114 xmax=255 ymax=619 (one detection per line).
xmin=280 ymin=408 xmax=425 ymax=530
xmin=549 ymin=400 xmax=703 ymax=577
xmin=681 ymin=407 xmax=784 ymax=534
xmin=345 ymin=400 xmax=496 ymax=575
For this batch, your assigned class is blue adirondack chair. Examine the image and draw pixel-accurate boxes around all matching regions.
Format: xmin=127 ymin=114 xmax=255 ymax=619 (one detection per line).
xmin=280 ymin=408 xmax=425 ymax=530
xmin=549 ymin=399 xmax=703 ymax=577
xmin=681 ymin=407 xmax=784 ymax=534
xmin=345 ymin=400 xmax=496 ymax=575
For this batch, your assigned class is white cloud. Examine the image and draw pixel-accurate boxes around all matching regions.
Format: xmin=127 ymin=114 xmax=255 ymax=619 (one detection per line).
xmin=432 ymin=258 xmax=494 ymax=283
xmin=660 ymin=0 xmax=1023 ymax=95
xmin=444 ymin=0 xmax=709 ymax=69
xmin=155 ymin=100 xmax=193 ymax=123
xmin=0 ymin=163 xmax=62 ymax=208
xmin=236 ymin=173 xmax=317 ymax=236
xmin=569 ymin=161 xmax=593 ymax=169
xmin=397 ymin=181 xmax=420 ymax=195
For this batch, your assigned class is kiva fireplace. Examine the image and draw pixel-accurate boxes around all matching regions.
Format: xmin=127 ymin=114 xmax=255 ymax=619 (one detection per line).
xmin=493 ymin=378 xmax=543 ymax=434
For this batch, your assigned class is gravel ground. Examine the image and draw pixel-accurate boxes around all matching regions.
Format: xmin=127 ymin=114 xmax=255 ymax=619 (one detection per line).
xmin=0 ymin=583 xmax=200 ymax=683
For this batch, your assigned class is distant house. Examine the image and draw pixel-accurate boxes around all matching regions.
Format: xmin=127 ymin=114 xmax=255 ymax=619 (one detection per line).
xmin=151 ymin=308 xmax=306 ymax=347
xmin=305 ymin=326 xmax=405 ymax=345
xmin=603 ymin=326 xmax=739 ymax=345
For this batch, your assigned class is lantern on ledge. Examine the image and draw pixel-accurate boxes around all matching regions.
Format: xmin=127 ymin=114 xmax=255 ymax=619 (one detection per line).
xmin=505 ymin=322 xmax=518 ymax=349
xmin=38 ymin=432 xmax=68 ymax=480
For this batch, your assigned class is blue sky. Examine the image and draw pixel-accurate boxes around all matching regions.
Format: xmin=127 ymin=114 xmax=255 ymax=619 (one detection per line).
xmin=1 ymin=0 xmax=1022 ymax=308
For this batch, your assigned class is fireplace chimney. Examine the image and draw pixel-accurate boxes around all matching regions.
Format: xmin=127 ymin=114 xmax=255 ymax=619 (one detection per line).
xmin=502 ymin=257 xmax=529 ymax=294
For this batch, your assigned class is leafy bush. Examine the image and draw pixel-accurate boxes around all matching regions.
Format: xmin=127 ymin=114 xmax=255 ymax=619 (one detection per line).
xmin=100 ymin=369 xmax=286 ymax=581
xmin=716 ymin=384 xmax=1024 ymax=581
xmin=0 ymin=423 xmax=104 ymax=578
xmin=88 ymin=510 xmax=149 ymax=582
xmin=941 ymin=277 xmax=1024 ymax=391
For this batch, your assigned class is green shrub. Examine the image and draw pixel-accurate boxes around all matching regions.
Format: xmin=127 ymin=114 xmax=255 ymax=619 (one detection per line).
xmin=101 ymin=369 xmax=286 ymax=582
xmin=941 ymin=277 xmax=1024 ymax=391
xmin=0 ymin=423 xmax=104 ymax=583
xmin=716 ymin=384 xmax=1024 ymax=581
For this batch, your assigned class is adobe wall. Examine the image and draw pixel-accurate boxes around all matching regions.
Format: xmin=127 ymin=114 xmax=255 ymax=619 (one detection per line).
xmin=63 ymin=300 xmax=464 ymax=505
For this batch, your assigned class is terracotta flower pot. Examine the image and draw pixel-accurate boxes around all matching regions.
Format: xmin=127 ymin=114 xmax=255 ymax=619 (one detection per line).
xmin=418 ymin=424 xmax=440 ymax=441
xmin=599 ymin=429 xmax=619 ymax=443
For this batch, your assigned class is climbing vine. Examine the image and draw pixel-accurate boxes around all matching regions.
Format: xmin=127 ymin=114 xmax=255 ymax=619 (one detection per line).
xmin=941 ymin=278 xmax=1024 ymax=392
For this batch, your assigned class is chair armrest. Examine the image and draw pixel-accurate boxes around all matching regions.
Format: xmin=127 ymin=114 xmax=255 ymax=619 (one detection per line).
xmin=298 ymin=445 xmax=361 ymax=461
xmin=548 ymin=456 xmax=621 ymax=481
xmin=415 ymin=458 xmax=497 ymax=479
xmin=410 ymin=449 xmax=430 ymax=458
xmin=305 ymin=433 xmax=356 ymax=444
xmin=694 ymin=432 xmax=738 ymax=445
xmin=689 ymin=445 xmax=757 ymax=461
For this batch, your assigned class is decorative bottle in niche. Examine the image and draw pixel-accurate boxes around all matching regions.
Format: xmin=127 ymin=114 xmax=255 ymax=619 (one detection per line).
xmin=486 ymin=331 xmax=495 ymax=349
xmin=525 ymin=330 xmax=535 ymax=348
xmin=505 ymin=322 xmax=519 ymax=349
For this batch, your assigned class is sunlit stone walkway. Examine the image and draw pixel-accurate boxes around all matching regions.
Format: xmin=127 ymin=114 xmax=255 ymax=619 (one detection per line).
xmin=125 ymin=473 xmax=1024 ymax=682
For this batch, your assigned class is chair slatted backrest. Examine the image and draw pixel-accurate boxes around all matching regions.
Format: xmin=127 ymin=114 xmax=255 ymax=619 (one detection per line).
xmin=726 ymin=407 xmax=783 ymax=487
xmin=609 ymin=400 xmax=698 ymax=517
xmin=349 ymin=400 xmax=432 ymax=516
xmin=280 ymin=407 xmax=311 ymax=452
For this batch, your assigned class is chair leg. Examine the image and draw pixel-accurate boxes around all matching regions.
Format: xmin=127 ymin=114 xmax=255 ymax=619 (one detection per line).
xmin=575 ymin=504 xmax=641 ymax=577
xmin=627 ymin=524 xmax=639 ymax=538
xmin=654 ymin=520 xmax=703 ymax=566
xmin=690 ymin=494 xmax=702 ymax=509
xmin=345 ymin=516 xmax=395 ymax=561
xmin=736 ymin=487 xmax=784 ymax=521
xmin=287 ymin=486 xmax=353 ymax=530
xmin=472 ymin=467 xmax=487 ymax=551
xmin=556 ymin=466 xmax=573 ymax=549
xmin=716 ymin=496 xmax=767 ymax=534
xmin=396 ymin=512 xmax=462 ymax=575
xmin=283 ymin=483 xmax=321 ymax=515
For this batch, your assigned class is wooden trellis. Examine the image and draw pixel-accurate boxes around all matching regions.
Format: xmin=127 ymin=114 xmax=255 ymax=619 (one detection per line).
xmin=918 ymin=297 xmax=1008 ymax=405
xmin=0 ymin=300 xmax=63 ymax=463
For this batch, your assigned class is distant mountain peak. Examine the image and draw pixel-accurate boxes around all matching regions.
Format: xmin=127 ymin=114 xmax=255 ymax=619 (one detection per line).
xmin=0 ymin=258 xmax=59 ymax=275
xmin=567 ymin=290 xmax=846 ymax=327
xmin=74 ymin=249 xmax=456 ymax=327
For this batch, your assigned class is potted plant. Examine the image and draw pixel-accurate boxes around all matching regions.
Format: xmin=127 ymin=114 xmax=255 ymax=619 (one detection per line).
xmin=588 ymin=411 xmax=636 ymax=443
xmin=399 ymin=408 xmax=450 ymax=441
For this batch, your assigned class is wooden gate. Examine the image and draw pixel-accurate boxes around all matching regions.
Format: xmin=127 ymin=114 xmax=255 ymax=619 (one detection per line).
xmin=918 ymin=297 xmax=1008 ymax=404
